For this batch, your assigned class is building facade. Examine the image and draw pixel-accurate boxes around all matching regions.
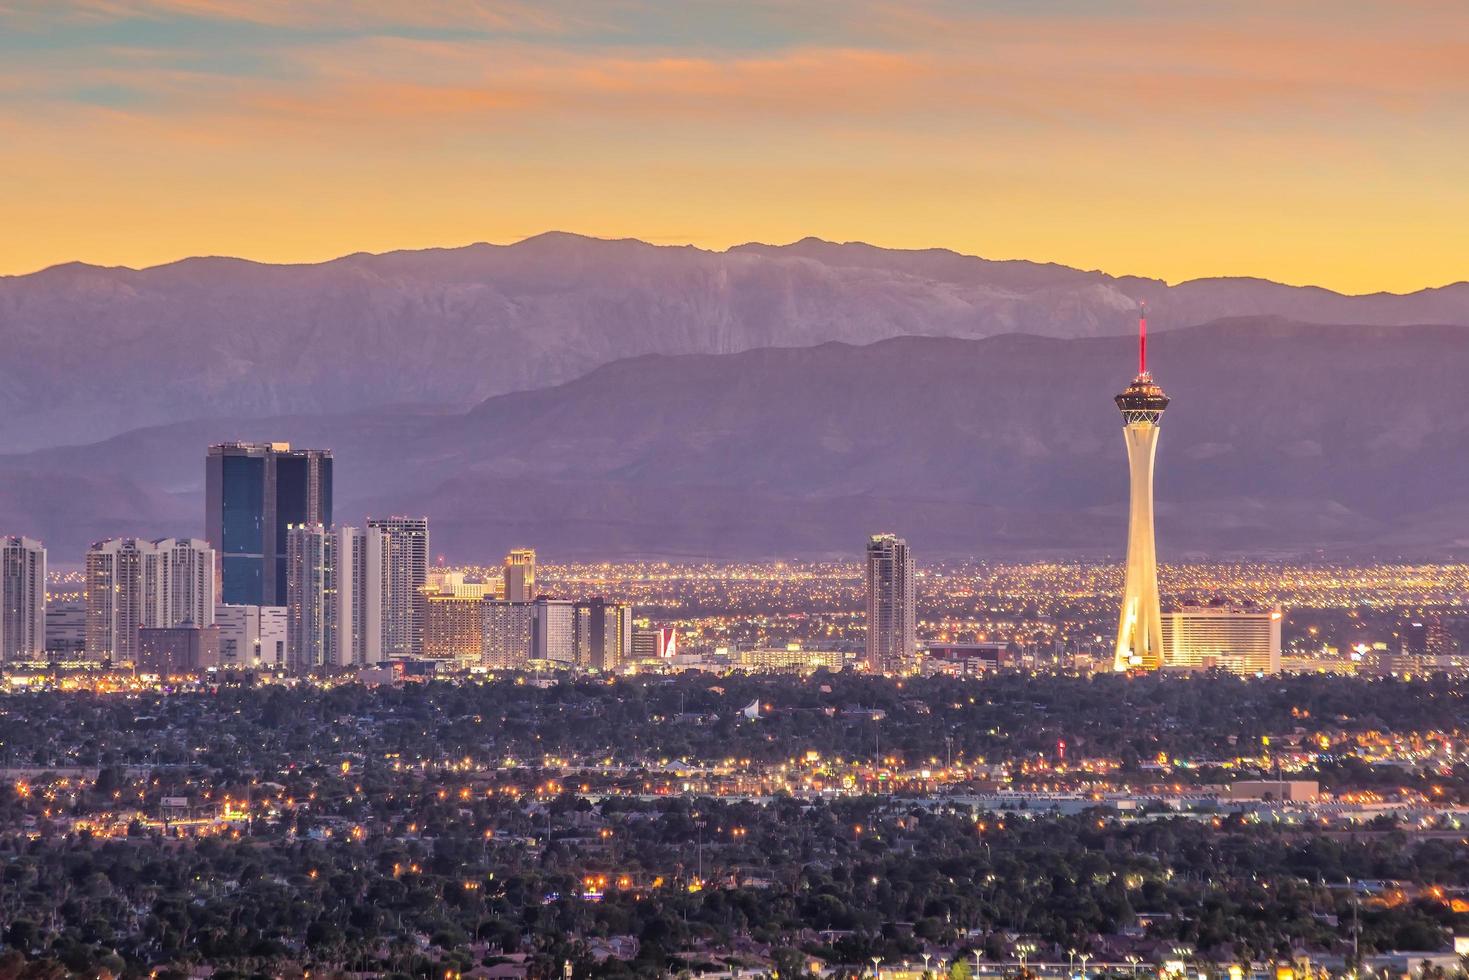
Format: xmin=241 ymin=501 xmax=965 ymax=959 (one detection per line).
xmin=141 ymin=537 xmax=215 ymax=628
xmin=1161 ymin=604 xmax=1283 ymax=675
xmin=138 ymin=625 xmax=220 ymax=675
xmin=924 ymin=642 xmax=1012 ymax=675
xmin=1113 ymin=310 xmax=1170 ymax=671
xmin=481 ymin=600 xmax=535 ymax=669
xmin=865 ymin=533 xmax=916 ymax=674
xmin=206 ymin=442 xmax=332 ymax=606
xmin=630 ymin=627 xmax=677 ymax=663
xmin=338 ymin=525 xmax=388 ymax=667
xmin=572 ymin=598 xmax=633 ymax=671
xmin=45 ymin=598 xmax=86 ymax=660
xmin=424 ymin=593 xmax=484 ymax=660
xmin=284 ymin=523 xmax=338 ymax=675
xmin=503 ymin=548 xmax=536 ymax=603
xmin=215 ymin=603 xmax=287 ymax=669
xmin=85 ymin=538 xmax=147 ymax=663
xmin=0 ymin=536 xmax=45 ymax=663
xmin=367 ymin=517 xmax=429 ymax=656
xmin=531 ymin=597 xmax=575 ymax=665
xmin=734 ymin=645 xmax=844 ymax=673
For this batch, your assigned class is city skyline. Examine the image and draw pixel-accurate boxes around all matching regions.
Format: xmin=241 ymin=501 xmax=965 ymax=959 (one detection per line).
xmin=5 ymin=4 xmax=1469 ymax=977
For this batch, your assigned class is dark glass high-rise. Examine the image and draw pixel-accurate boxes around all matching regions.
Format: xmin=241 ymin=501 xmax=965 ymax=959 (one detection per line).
xmin=206 ymin=443 xmax=333 ymax=606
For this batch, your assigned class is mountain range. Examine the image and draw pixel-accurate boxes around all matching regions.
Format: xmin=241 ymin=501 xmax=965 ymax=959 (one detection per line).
xmin=4 ymin=232 xmax=1469 ymax=452
xmin=6 ymin=316 xmax=1469 ymax=563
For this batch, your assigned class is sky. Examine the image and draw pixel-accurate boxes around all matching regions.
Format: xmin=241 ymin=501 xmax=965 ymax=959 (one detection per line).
xmin=1 ymin=0 xmax=1466 ymax=292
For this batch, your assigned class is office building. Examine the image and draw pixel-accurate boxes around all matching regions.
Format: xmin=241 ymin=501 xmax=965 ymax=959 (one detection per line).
xmin=1399 ymin=616 xmax=1457 ymax=672
xmin=215 ymin=604 xmax=287 ymax=669
xmin=734 ymin=645 xmax=844 ymax=673
xmin=481 ymin=600 xmax=534 ymax=669
xmin=503 ymin=548 xmax=536 ymax=602
xmin=141 ymin=537 xmax=215 ymax=628
xmin=424 ymin=593 xmax=484 ymax=660
xmin=531 ymin=597 xmax=575 ymax=665
xmin=338 ymin=525 xmax=388 ymax=667
xmin=85 ymin=538 xmax=147 ymax=663
xmin=1113 ymin=308 xmax=1170 ymax=671
xmin=138 ymin=625 xmax=220 ymax=675
xmin=88 ymin=537 xmax=220 ymax=662
xmin=206 ymin=442 xmax=332 ymax=606
xmin=573 ymin=598 xmax=633 ymax=671
xmin=0 ymin=536 xmax=45 ymax=662
xmin=367 ymin=517 xmax=429 ymax=656
xmin=426 ymin=570 xmax=494 ymax=599
xmin=45 ymin=598 xmax=86 ymax=660
xmin=479 ymin=596 xmax=576 ymax=668
xmin=865 ymin=533 xmax=916 ymax=674
xmin=284 ymin=523 xmax=338 ymax=675
xmin=631 ymin=626 xmax=677 ymax=663
xmin=924 ymin=642 xmax=1012 ymax=675
xmin=1161 ymin=603 xmax=1283 ymax=675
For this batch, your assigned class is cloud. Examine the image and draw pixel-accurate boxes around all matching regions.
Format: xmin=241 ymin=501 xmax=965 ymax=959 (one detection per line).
xmin=0 ymin=0 xmax=581 ymax=33
xmin=5 ymin=0 xmax=1467 ymax=137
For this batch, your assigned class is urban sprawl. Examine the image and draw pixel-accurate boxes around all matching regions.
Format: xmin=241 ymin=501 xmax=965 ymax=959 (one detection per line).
xmin=2 ymin=333 xmax=1469 ymax=979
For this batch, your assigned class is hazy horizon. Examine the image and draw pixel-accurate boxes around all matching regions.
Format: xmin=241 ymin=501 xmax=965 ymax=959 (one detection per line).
xmin=10 ymin=229 xmax=1469 ymax=297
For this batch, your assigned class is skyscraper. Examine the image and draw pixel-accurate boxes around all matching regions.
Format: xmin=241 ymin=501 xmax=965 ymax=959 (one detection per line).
xmin=573 ymin=598 xmax=633 ymax=672
xmin=141 ymin=538 xmax=216 ymax=628
xmin=205 ymin=442 xmax=332 ymax=606
xmin=86 ymin=538 xmax=146 ymax=663
xmin=481 ymin=599 xmax=534 ymax=669
xmin=337 ymin=526 xmax=388 ymax=668
xmin=424 ymin=593 xmax=484 ymax=660
xmin=503 ymin=548 xmax=536 ymax=602
xmin=0 ymin=537 xmax=45 ymax=663
xmin=1113 ymin=308 xmax=1170 ymax=671
xmin=865 ymin=533 xmax=915 ymax=674
xmin=530 ymin=597 xmax=575 ymax=665
xmin=479 ymin=596 xmax=581 ymax=669
xmin=284 ymin=523 xmax=338 ymax=675
xmin=367 ymin=517 xmax=429 ymax=656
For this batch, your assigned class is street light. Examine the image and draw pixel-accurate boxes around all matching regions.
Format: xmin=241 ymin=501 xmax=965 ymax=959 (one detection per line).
xmin=1017 ymin=943 xmax=1037 ymax=975
xmin=872 ymin=955 xmax=882 ymax=978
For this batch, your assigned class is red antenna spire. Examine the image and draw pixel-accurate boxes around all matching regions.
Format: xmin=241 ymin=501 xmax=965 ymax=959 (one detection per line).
xmin=1138 ymin=301 xmax=1148 ymax=376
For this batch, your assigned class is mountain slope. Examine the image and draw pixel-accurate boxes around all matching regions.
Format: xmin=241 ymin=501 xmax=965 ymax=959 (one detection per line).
xmin=6 ymin=317 xmax=1469 ymax=562
xmin=3 ymin=233 xmax=1467 ymax=451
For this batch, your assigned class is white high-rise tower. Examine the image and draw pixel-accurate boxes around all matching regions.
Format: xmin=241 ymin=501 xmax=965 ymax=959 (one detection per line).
xmin=1113 ymin=307 xmax=1170 ymax=672
xmin=865 ymin=533 xmax=916 ymax=674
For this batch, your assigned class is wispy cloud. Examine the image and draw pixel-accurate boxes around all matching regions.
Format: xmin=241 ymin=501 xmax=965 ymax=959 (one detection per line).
xmin=9 ymin=0 xmax=1465 ymax=137
xmin=1 ymin=0 xmax=584 ymax=33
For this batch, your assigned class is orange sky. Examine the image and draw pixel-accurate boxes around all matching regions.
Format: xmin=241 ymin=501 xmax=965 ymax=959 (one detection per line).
xmin=2 ymin=0 xmax=1467 ymax=292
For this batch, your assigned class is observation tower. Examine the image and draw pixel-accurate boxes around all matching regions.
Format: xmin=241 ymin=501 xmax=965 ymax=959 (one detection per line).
xmin=1113 ymin=306 xmax=1170 ymax=671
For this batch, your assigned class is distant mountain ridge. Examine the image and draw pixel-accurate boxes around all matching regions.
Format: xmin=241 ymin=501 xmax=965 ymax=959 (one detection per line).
xmin=2 ymin=232 xmax=1467 ymax=451
xmin=7 ymin=316 xmax=1469 ymax=562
